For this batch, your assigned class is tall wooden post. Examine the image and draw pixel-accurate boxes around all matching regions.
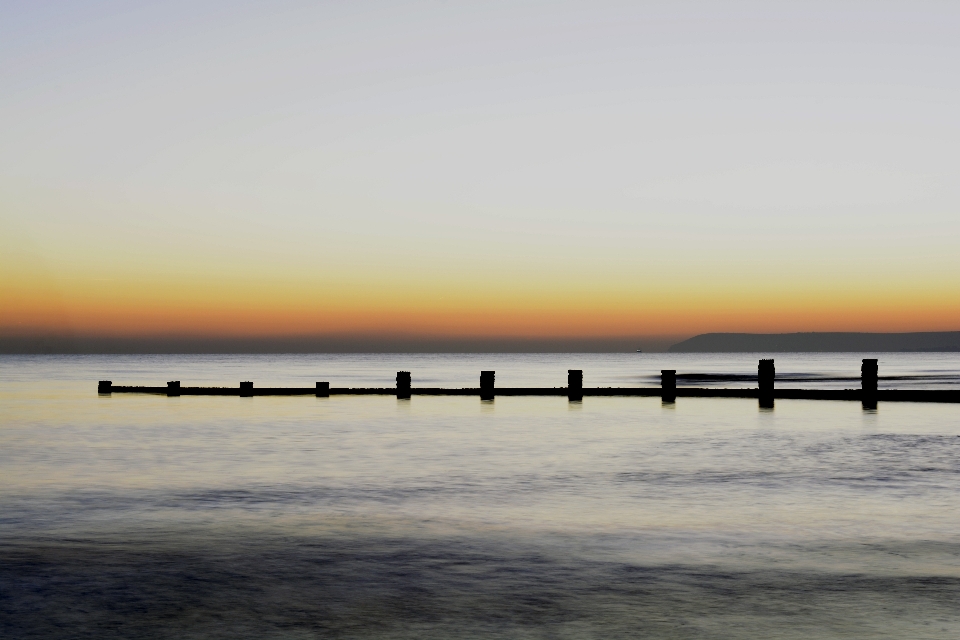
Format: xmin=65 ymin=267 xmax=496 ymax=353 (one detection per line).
xmin=758 ymin=359 xmax=775 ymax=408
xmin=396 ymin=371 xmax=411 ymax=399
xmin=661 ymin=370 xmax=676 ymax=403
xmin=568 ymin=369 xmax=583 ymax=401
xmin=480 ymin=371 xmax=495 ymax=400
xmin=861 ymin=359 xmax=878 ymax=409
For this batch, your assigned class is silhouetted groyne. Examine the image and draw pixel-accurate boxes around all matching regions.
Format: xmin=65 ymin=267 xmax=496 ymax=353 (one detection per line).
xmin=97 ymin=360 xmax=960 ymax=406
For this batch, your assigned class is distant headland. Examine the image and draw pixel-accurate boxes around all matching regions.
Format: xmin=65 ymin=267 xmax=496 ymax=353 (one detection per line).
xmin=668 ymin=332 xmax=960 ymax=353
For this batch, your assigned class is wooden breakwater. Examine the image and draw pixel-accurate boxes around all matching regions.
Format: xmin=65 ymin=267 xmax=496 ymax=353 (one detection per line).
xmin=96 ymin=359 xmax=960 ymax=406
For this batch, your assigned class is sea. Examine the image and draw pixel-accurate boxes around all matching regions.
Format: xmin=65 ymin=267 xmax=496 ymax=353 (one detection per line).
xmin=2 ymin=353 xmax=960 ymax=639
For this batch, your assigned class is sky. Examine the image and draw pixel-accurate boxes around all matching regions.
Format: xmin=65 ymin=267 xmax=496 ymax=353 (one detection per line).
xmin=1 ymin=0 xmax=958 ymax=351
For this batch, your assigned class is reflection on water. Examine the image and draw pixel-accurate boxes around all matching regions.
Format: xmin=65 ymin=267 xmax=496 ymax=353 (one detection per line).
xmin=2 ymin=354 xmax=960 ymax=638
xmin=5 ymin=524 xmax=959 ymax=639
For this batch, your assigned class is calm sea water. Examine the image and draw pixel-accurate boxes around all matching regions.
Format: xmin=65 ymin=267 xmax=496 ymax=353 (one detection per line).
xmin=2 ymin=353 xmax=960 ymax=639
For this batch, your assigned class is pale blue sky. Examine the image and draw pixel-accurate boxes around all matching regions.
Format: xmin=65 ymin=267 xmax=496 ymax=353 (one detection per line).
xmin=2 ymin=1 xmax=958 ymax=333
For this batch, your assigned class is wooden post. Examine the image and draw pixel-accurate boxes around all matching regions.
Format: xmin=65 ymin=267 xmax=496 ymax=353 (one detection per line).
xmin=758 ymin=359 xmax=775 ymax=408
xmin=98 ymin=380 xmax=112 ymax=394
xmin=396 ymin=371 xmax=411 ymax=399
xmin=480 ymin=371 xmax=495 ymax=400
xmin=240 ymin=381 xmax=253 ymax=397
xmin=167 ymin=380 xmax=180 ymax=397
xmin=568 ymin=369 xmax=583 ymax=401
xmin=661 ymin=370 xmax=676 ymax=402
xmin=316 ymin=381 xmax=329 ymax=397
xmin=861 ymin=359 xmax=878 ymax=409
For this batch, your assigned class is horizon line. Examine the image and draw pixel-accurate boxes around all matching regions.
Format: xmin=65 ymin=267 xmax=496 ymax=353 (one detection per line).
xmin=3 ymin=331 xmax=959 ymax=355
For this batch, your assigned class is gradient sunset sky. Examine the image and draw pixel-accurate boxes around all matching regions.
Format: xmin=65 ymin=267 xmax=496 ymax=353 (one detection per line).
xmin=2 ymin=1 xmax=958 ymax=350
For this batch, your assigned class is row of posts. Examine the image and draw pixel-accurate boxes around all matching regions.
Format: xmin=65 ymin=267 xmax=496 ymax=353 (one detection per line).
xmin=658 ymin=360 xmax=779 ymax=405
xmin=100 ymin=359 xmax=881 ymax=406
xmin=661 ymin=358 xmax=878 ymax=408
xmin=396 ymin=370 xmax=499 ymax=400
xmin=398 ymin=358 xmax=879 ymax=406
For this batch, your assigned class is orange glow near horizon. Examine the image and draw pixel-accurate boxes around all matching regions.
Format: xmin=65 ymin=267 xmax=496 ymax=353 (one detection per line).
xmin=3 ymin=270 xmax=958 ymax=341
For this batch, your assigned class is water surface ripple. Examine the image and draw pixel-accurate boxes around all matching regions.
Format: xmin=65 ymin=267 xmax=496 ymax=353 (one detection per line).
xmin=2 ymin=354 xmax=959 ymax=638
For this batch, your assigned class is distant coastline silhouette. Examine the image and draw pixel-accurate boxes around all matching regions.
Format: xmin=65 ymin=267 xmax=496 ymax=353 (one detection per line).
xmin=668 ymin=332 xmax=960 ymax=353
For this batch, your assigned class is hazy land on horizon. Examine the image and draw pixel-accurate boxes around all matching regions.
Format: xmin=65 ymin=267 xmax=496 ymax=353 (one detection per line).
xmin=2 ymin=331 xmax=959 ymax=354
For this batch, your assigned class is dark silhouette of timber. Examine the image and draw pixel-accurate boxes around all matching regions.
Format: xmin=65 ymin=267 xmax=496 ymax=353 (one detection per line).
xmin=568 ymin=370 xmax=583 ymax=401
xmin=861 ymin=358 xmax=878 ymax=409
xmin=669 ymin=331 xmax=960 ymax=353
xmin=97 ymin=360 xmax=960 ymax=404
xmin=758 ymin=359 xmax=775 ymax=408
xmin=480 ymin=371 xmax=495 ymax=400
xmin=660 ymin=370 xmax=676 ymax=404
xmin=396 ymin=371 xmax=411 ymax=399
